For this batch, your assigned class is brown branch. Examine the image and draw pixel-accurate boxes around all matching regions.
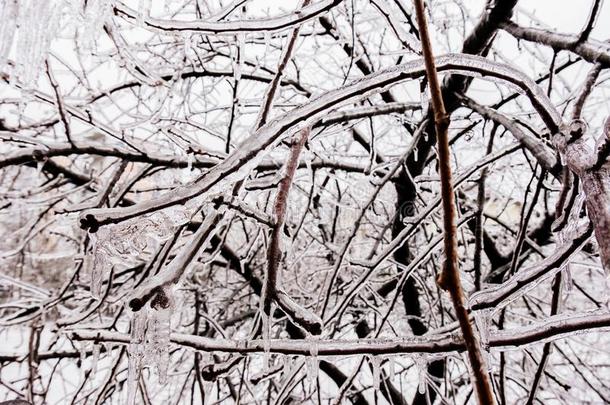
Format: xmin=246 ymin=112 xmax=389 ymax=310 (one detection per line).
xmin=412 ymin=1 xmax=495 ymax=404
xmin=261 ymin=126 xmax=322 ymax=334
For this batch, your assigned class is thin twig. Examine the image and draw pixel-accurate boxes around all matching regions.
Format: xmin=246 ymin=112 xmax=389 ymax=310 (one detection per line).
xmin=45 ymin=60 xmax=74 ymax=147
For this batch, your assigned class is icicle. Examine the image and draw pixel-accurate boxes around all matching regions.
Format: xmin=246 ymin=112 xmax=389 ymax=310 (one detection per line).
xmin=562 ymin=265 xmax=573 ymax=293
xmin=474 ymin=308 xmax=491 ymax=351
xmin=147 ymin=307 xmax=172 ymax=384
xmin=203 ymin=381 xmax=213 ymax=405
xmin=15 ymin=0 xmax=61 ymax=88
xmin=89 ymin=247 xmax=109 ymax=299
xmin=187 ymin=151 xmax=194 ymax=172
xmin=137 ymin=0 xmax=152 ymax=26
xmin=263 ymin=31 xmax=271 ymax=56
xmin=306 ymin=355 xmax=318 ymax=387
xmin=420 ymin=81 xmax=429 ymax=113
xmin=387 ymin=356 xmax=395 ymax=381
xmin=413 ymin=354 xmax=427 ymax=395
xmin=371 ymin=355 xmax=381 ymax=390
xmin=306 ymin=338 xmax=319 ymax=387
xmin=80 ymin=0 xmax=112 ymax=51
xmin=0 ymin=0 xmax=18 ymax=68
xmin=91 ymin=343 xmax=100 ymax=376
xmin=127 ymin=309 xmax=148 ymax=405
xmin=79 ymin=341 xmax=87 ymax=368
xmin=261 ymin=310 xmax=271 ymax=368
xmin=233 ymin=34 xmax=244 ymax=82
xmin=36 ymin=158 xmax=47 ymax=175
xmin=183 ymin=34 xmax=192 ymax=57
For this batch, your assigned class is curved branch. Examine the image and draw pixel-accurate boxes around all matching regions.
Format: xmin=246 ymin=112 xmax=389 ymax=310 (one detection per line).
xmin=114 ymin=0 xmax=343 ymax=34
xmin=79 ymin=53 xmax=562 ymax=231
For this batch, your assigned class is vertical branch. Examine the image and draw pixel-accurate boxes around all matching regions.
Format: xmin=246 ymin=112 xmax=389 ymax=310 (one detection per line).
xmin=412 ymin=1 xmax=495 ymax=404
xmin=262 ymin=127 xmax=308 ymax=313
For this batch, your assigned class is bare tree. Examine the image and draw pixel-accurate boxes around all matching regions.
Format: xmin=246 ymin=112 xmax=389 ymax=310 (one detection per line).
xmin=1 ymin=0 xmax=610 ymax=404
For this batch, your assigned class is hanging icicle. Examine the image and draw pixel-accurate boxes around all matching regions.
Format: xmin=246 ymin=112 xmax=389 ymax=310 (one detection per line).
xmin=137 ymin=0 xmax=152 ymax=26
xmin=14 ymin=0 xmax=63 ymax=88
xmin=79 ymin=0 xmax=113 ymax=51
xmin=0 ymin=0 xmax=18 ymax=69
xmin=127 ymin=287 xmax=175 ymax=404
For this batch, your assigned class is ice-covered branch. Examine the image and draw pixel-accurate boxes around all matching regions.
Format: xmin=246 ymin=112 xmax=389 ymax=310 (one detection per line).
xmin=79 ymin=53 xmax=562 ymax=231
xmin=469 ymin=222 xmax=593 ymax=311
xmin=552 ymin=119 xmax=610 ymax=274
xmin=128 ymin=202 xmax=225 ymax=311
xmin=261 ymin=127 xmax=323 ymax=334
xmin=113 ymin=0 xmax=342 ymax=34
xmin=69 ymin=310 xmax=610 ymax=356
xmin=461 ymin=96 xmax=560 ymax=177
xmin=501 ymin=21 xmax=610 ymax=66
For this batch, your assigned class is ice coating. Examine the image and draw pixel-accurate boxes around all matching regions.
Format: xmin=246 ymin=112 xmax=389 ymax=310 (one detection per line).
xmin=85 ymin=206 xmax=192 ymax=299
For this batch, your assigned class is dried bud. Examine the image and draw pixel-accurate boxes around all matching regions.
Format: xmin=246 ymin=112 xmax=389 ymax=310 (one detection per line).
xmin=568 ymin=119 xmax=588 ymax=141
